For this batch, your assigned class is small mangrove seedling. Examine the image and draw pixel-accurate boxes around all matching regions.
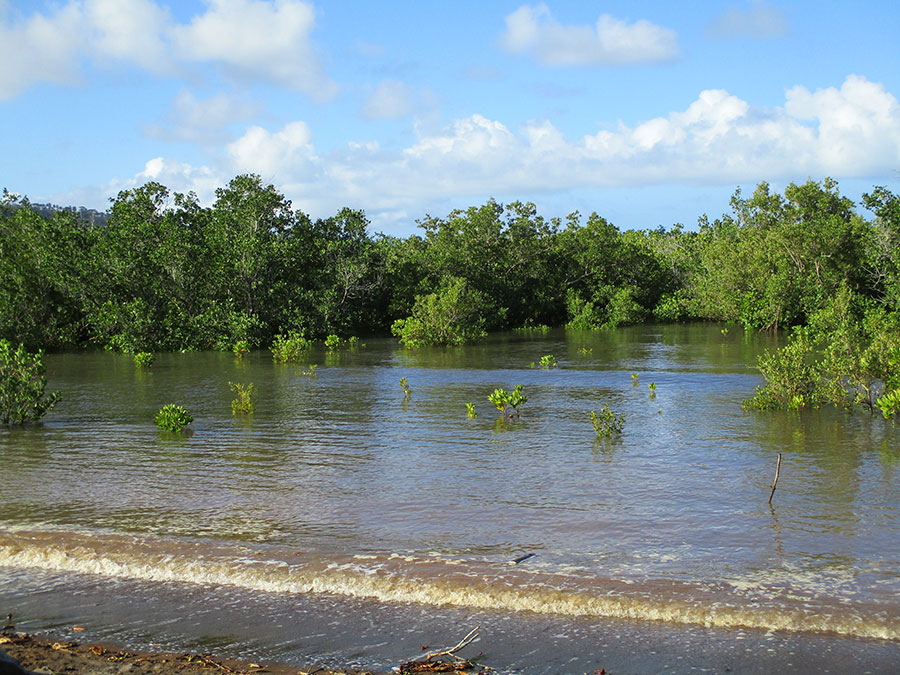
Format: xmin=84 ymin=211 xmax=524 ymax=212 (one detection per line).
xmin=489 ymin=387 xmax=508 ymax=414
xmin=400 ymin=377 xmax=412 ymax=401
xmin=348 ymin=336 xmax=360 ymax=348
xmin=489 ymin=385 xmax=527 ymax=419
xmin=324 ymin=334 xmax=342 ymax=351
xmin=465 ymin=402 xmax=478 ymax=418
xmin=590 ymin=405 xmax=625 ymax=437
xmin=631 ymin=373 xmax=640 ymax=386
xmin=721 ymin=327 xmax=729 ymax=336
xmin=233 ymin=340 xmax=250 ymax=359
xmin=155 ymin=404 xmax=193 ymax=432
xmin=229 ymin=382 xmax=255 ymax=415
xmin=271 ymin=330 xmax=310 ymax=363
xmin=648 ymin=382 xmax=657 ymax=399
xmin=538 ymin=354 xmax=558 ymax=369
xmin=579 ymin=346 xmax=593 ymax=355
xmin=134 ymin=352 xmax=153 ymax=369
xmin=299 ymin=364 xmax=318 ymax=377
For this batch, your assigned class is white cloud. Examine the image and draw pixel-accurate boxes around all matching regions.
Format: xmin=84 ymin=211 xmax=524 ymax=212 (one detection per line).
xmin=115 ymin=76 xmax=900 ymax=227
xmin=707 ymin=1 xmax=789 ymax=40
xmin=500 ymin=4 xmax=680 ymax=66
xmin=226 ymin=121 xmax=319 ymax=178
xmin=144 ymin=89 xmax=261 ymax=143
xmin=85 ymin=0 xmax=173 ymax=72
xmin=362 ymin=80 xmax=413 ymax=120
xmin=0 ymin=0 xmax=336 ymax=100
xmin=171 ymin=0 xmax=336 ymax=99
xmin=0 ymin=1 xmax=85 ymax=99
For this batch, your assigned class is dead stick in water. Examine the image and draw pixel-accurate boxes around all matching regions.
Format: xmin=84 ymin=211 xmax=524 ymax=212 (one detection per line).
xmin=768 ymin=453 xmax=782 ymax=504
xmin=423 ymin=626 xmax=480 ymax=662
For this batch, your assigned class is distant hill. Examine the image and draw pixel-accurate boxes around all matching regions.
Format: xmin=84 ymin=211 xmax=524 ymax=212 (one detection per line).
xmin=8 ymin=200 xmax=110 ymax=227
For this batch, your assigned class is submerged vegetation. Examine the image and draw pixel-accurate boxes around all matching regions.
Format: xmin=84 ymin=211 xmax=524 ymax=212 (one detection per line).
xmin=2 ymin=175 xmax=900 ymax=415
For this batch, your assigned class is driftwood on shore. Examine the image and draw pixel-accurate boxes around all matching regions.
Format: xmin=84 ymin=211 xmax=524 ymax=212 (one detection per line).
xmin=398 ymin=627 xmax=489 ymax=674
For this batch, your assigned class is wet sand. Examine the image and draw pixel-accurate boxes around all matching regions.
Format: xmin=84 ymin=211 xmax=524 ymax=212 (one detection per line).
xmin=0 ymin=631 xmax=382 ymax=675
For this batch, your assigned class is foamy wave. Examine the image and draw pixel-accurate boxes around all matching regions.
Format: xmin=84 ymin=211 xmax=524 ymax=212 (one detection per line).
xmin=1 ymin=534 xmax=897 ymax=641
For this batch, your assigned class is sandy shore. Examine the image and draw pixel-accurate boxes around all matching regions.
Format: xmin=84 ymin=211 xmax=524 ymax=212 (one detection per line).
xmin=0 ymin=631 xmax=383 ymax=675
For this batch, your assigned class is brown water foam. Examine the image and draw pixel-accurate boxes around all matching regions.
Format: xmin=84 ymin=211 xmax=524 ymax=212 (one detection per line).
xmin=1 ymin=528 xmax=897 ymax=641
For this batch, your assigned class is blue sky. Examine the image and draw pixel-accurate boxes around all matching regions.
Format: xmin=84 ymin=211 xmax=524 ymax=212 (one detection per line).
xmin=3 ymin=0 xmax=900 ymax=235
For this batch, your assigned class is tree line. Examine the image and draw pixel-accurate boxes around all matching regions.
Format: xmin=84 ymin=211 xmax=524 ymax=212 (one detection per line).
xmin=3 ymin=174 xmax=899 ymax=414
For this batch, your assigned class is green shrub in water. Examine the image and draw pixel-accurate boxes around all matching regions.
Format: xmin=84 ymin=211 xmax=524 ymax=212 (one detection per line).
xmin=134 ymin=352 xmax=154 ymax=369
xmin=155 ymin=404 xmax=193 ymax=432
xmin=271 ymin=330 xmax=310 ymax=363
xmin=233 ymin=340 xmax=250 ymax=359
xmin=0 ymin=340 xmax=61 ymax=426
xmin=590 ymin=405 xmax=625 ymax=437
xmin=229 ymin=382 xmax=255 ymax=415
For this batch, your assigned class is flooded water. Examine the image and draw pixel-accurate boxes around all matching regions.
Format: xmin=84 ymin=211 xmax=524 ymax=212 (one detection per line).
xmin=2 ymin=325 xmax=899 ymax=673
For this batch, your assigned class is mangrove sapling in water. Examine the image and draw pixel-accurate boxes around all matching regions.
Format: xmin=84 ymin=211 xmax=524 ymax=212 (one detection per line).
xmin=489 ymin=385 xmax=527 ymax=419
xmin=590 ymin=406 xmax=625 ymax=437
xmin=324 ymin=334 xmax=342 ymax=351
xmin=155 ymin=404 xmax=193 ymax=432
xmin=537 ymin=354 xmax=558 ymax=369
xmin=631 ymin=373 xmax=639 ymax=386
xmin=465 ymin=402 xmax=478 ymax=418
xmin=134 ymin=352 xmax=153 ymax=369
xmin=233 ymin=340 xmax=250 ymax=359
xmin=400 ymin=377 xmax=412 ymax=401
xmin=229 ymin=382 xmax=255 ymax=415
xmin=0 ymin=340 xmax=61 ymax=426
xmin=648 ymin=382 xmax=657 ymax=399
xmin=295 ymin=364 xmax=318 ymax=377
xmin=270 ymin=330 xmax=310 ymax=363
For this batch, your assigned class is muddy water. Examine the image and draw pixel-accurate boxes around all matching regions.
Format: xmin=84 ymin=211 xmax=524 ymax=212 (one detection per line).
xmin=2 ymin=325 xmax=898 ymax=672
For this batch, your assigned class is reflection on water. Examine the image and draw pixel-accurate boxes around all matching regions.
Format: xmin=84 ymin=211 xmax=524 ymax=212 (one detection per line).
xmin=1 ymin=325 xmax=899 ymax=668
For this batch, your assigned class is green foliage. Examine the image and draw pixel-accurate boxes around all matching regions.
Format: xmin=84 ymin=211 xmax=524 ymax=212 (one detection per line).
xmin=489 ymin=388 xmax=508 ymax=414
xmin=631 ymin=373 xmax=639 ymax=385
xmin=489 ymin=385 xmax=527 ymax=419
xmin=648 ymin=382 xmax=657 ymax=399
xmin=297 ymin=364 xmax=317 ymax=377
xmin=465 ymin=402 xmax=478 ymax=418
xmin=392 ymin=277 xmax=487 ymax=348
xmin=0 ymin=339 xmax=61 ymax=426
xmin=579 ymin=346 xmax=592 ymax=355
xmin=229 ymin=381 xmax=255 ymax=415
xmin=877 ymin=389 xmax=900 ymax=419
xmin=324 ymin=334 xmax=342 ymax=351
xmin=233 ymin=340 xmax=250 ymax=359
xmin=537 ymin=354 xmax=558 ymax=369
xmin=5 ymin=177 xmax=900 ymax=368
xmin=155 ymin=404 xmax=192 ymax=432
xmin=590 ymin=405 xmax=625 ymax=437
xmin=134 ymin=351 xmax=154 ymax=368
xmin=400 ymin=377 xmax=411 ymax=401
xmin=745 ymin=286 xmax=900 ymax=413
xmin=745 ymin=328 xmax=823 ymax=411
xmin=271 ymin=330 xmax=310 ymax=363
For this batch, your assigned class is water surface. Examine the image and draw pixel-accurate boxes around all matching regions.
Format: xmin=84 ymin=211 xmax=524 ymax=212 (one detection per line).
xmin=2 ymin=325 xmax=898 ymax=672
